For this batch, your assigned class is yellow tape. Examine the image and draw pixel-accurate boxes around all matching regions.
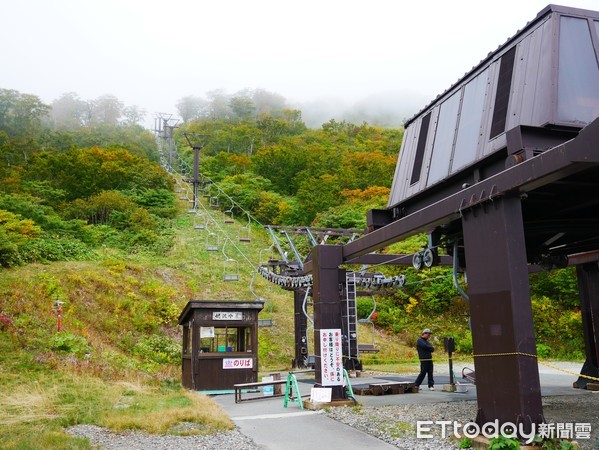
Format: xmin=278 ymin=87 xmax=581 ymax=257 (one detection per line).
xmin=362 ymin=351 xmax=599 ymax=383
xmin=472 ymin=351 xmax=599 ymax=383
xmin=473 ymin=351 xmax=537 ymax=358
xmin=538 ymin=360 xmax=599 ymax=383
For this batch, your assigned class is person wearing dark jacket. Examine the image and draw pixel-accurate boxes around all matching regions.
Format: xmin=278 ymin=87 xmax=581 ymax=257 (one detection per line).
xmin=414 ymin=328 xmax=435 ymax=390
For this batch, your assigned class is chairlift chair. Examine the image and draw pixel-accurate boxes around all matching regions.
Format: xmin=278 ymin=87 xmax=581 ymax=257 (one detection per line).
xmin=221 ymin=239 xmax=239 ymax=281
xmin=223 ymin=258 xmax=240 ymax=281
xmin=239 ymin=212 xmax=252 ymax=242
xmin=193 ymin=214 xmax=206 ymax=230
xmin=206 ymin=232 xmax=219 ymax=251
xmin=224 ymin=208 xmax=234 ymax=224
xmin=186 ymin=195 xmax=197 ymax=213
xmin=357 ymin=296 xmax=379 ymax=354
xmin=209 ymin=196 xmax=220 ymax=209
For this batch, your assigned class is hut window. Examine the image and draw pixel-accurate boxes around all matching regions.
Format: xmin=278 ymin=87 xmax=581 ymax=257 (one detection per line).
xmin=557 ymin=16 xmax=599 ymax=123
xmin=427 ymin=91 xmax=461 ymax=186
xmin=410 ymin=112 xmax=431 ymax=185
xmin=199 ymin=326 xmax=251 ymax=353
xmin=489 ymin=46 xmax=516 ymax=139
xmin=451 ymin=68 xmax=489 ymax=173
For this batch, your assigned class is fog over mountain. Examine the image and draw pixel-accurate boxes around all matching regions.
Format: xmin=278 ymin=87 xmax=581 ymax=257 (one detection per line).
xmin=295 ymin=90 xmax=429 ymax=129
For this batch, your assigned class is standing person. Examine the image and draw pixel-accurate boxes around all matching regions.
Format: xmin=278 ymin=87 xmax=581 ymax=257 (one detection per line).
xmin=414 ymin=328 xmax=435 ymax=390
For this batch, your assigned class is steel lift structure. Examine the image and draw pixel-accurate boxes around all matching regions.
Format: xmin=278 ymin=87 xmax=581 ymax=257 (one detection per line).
xmin=262 ymin=4 xmax=599 ymax=434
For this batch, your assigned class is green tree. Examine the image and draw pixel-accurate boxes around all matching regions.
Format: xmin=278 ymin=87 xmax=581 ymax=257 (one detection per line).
xmin=0 ymin=88 xmax=50 ymax=137
xmin=0 ymin=209 xmax=41 ymax=267
xmin=176 ymin=95 xmax=207 ymax=122
xmin=230 ymin=93 xmax=256 ymax=120
xmin=89 ymin=94 xmax=124 ymax=126
xmin=295 ymin=174 xmax=342 ymax=224
xmin=49 ymin=92 xmax=87 ymax=129
xmin=122 ymin=105 xmax=146 ymax=126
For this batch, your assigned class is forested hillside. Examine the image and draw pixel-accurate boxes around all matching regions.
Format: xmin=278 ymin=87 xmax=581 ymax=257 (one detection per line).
xmin=0 ymin=87 xmax=586 ymax=446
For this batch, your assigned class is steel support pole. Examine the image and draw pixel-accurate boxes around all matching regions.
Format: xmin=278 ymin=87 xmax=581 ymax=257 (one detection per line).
xmin=293 ymin=288 xmax=309 ymax=368
xmin=192 ymin=147 xmax=200 ymax=210
xmin=312 ymin=245 xmax=346 ymax=400
xmin=574 ymin=262 xmax=599 ymax=389
xmin=461 ymin=196 xmax=543 ymax=432
xmin=168 ymin=125 xmax=174 ymax=171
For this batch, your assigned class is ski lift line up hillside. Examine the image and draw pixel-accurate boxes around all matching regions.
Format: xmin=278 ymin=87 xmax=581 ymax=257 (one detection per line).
xmin=193 ymin=192 xmax=258 ymax=270
xmin=155 ymin=131 xmax=264 ymax=250
xmin=155 ymin=126 xmax=290 ymax=286
xmin=195 ymin=172 xmax=266 ymax=230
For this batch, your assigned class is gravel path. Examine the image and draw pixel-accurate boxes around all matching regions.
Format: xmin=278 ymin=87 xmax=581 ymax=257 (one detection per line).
xmin=323 ymin=394 xmax=599 ymax=449
xmin=67 ymin=424 xmax=261 ymax=450
xmin=67 ymin=391 xmax=599 ymax=449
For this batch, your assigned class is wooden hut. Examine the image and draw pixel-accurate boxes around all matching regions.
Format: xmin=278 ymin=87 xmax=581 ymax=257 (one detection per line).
xmin=179 ymin=300 xmax=264 ymax=391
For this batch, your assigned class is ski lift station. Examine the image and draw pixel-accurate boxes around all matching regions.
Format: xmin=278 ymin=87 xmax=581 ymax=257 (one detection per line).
xmin=303 ymin=3 xmax=599 ymax=431
xmin=171 ymin=3 xmax=599 ymax=435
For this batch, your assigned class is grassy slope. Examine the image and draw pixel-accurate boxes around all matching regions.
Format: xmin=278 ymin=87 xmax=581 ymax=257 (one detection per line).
xmin=0 ymin=195 xmax=420 ymax=447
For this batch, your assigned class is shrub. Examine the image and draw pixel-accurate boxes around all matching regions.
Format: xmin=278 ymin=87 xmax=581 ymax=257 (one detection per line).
xmin=132 ymin=334 xmax=181 ymax=365
xmin=50 ymin=332 xmax=90 ymax=358
xmin=488 ymin=435 xmax=520 ymax=449
xmin=458 ymin=437 xmax=473 ymax=448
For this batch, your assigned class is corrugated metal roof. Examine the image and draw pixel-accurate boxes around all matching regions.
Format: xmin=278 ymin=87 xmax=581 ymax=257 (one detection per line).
xmin=403 ymin=4 xmax=599 ymax=128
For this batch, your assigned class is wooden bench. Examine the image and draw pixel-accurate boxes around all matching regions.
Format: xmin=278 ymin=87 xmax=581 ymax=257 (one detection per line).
xmin=234 ymin=379 xmax=287 ymax=403
xmin=358 ymin=344 xmax=380 ymax=354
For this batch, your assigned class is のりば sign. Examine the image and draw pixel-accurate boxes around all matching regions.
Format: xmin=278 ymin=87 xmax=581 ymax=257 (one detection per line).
xmin=222 ymin=358 xmax=253 ymax=369
xmin=320 ymin=328 xmax=343 ymax=386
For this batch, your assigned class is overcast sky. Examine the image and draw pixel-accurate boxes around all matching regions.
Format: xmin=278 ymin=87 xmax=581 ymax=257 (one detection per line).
xmin=2 ymin=0 xmax=599 ymax=126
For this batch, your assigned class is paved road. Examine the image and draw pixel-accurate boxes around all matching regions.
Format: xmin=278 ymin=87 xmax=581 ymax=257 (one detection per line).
xmin=212 ymin=364 xmax=589 ymax=449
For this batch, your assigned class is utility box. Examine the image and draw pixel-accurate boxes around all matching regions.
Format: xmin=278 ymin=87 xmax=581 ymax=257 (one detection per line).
xmin=178 ymin=300 xmax=264 ymax=391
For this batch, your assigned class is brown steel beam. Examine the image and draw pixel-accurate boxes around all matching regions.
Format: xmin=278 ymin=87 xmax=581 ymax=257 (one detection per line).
xmin=312 ymin=245 xmax=346 ymax=400
xmin=342 ymin=118 xmax=599 ymax=261
xmin=574 ymin=263 xmax=599 ymax=389
xmin=292 ymin=288 xmax=309 ymax=369
xmin=462 ymin=196 xmax=543 ymax=431
xmin=304 ymin=254 xmax=452 ymax=274
xmin=568 ymin=250 xmax=599 ymax=266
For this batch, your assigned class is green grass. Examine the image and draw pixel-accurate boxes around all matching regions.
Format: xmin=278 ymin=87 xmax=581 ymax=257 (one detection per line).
xmin=0 ymin=334 xmax=232 ymax=448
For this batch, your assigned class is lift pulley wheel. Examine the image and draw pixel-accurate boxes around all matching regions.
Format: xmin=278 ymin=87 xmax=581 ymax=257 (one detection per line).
xmin=412 ymin=252 xmax=423 ymax=270
xmin=422 ymin=248 xmax=436 ymax=268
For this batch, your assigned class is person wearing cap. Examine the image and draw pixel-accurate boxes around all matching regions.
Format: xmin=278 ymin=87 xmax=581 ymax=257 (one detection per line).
xmin=414 ymin=328 xmax=435 ymax=390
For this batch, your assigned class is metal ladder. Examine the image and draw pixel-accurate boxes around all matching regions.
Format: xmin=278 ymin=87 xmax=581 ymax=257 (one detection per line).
xmin=343 ymin=272 xmax=359 ymax=362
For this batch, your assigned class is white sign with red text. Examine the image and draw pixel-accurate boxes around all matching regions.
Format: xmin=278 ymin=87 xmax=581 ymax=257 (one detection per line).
xmin=222 ymin=358 xmax=253 ymax=369
xmin=320 ymin=328 xmax=343 ymax=386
